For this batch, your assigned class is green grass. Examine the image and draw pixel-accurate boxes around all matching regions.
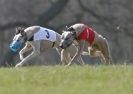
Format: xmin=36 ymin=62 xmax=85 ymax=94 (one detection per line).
xmin=0 ymin=65 xmax=133 ymax=94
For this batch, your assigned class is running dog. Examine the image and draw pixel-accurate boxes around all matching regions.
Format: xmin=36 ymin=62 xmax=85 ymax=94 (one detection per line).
xmin=60 ymin=23 xmax=113 ymax=66
xmin=10 ymin=26 xmax=84 ymax=67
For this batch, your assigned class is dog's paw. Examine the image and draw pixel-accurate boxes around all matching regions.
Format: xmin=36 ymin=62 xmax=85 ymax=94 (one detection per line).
xmin=65 ymin=63 xmax=71 ymax=67
xmin=15 ymin=64 xmax=22 ymax=68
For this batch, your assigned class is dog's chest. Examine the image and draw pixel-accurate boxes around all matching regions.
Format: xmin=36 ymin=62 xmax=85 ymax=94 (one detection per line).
xmin=33 ymin=27 xmax=56 ymax=42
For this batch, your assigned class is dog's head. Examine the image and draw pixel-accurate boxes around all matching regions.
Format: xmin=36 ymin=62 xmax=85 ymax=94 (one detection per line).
xmin=60 ymin=29 xmax=76 ymax=49
xmin=10 ymin=27 xmax=27 ymax=52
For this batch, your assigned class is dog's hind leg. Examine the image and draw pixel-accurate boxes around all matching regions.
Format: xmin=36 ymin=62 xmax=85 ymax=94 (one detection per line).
xmin=88 ymin=46 xmax=106 ymax=64
xmin=15 ymin=41 xmax=40 ymax=67
xmin=100 ymin=39 xmax=113 ymax=64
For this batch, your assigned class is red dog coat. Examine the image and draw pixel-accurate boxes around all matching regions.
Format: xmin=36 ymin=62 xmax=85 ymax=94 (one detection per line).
xmin=77 ymin=27 xmax=95 ymax=45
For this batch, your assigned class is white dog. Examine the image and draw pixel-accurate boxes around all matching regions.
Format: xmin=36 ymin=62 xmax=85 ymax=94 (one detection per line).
xmin=10 ymin=26 xmax=84 ymax=67
xmin=60 ymin=23 xmax=113 ymax=66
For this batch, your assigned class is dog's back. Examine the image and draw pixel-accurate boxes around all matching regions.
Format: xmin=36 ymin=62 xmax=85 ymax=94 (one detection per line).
xmin=69 ymin=23 xmax=86 ymax=35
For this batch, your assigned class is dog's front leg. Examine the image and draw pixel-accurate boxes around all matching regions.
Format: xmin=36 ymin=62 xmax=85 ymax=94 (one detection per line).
xmin=61 ymin=48 xmax=72 ymax=65
xmin=19 ymin=42 xmax=32 ymax=60
xmin=55 ymin=48 xmax=67 ymax=65
xmin=15 ymin=42 xmax=40 ymax=67
xmin=66 ymin=40 xmax=85 ymax=66
xmin=16 ymin=51 xmax=38 ymax=67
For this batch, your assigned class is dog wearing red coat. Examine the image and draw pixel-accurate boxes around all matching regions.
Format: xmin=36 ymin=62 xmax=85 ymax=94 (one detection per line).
xmin=60 ymin=23 xmax=113 ymax=66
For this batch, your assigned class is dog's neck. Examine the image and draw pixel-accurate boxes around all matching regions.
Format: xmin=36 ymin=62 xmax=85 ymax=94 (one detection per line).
xmin=24 ymin=26 xmax=40 ymax=41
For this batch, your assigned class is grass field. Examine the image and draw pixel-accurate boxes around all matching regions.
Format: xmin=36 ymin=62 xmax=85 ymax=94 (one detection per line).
xmin=0 ymin=65 xmax=133 ymax=94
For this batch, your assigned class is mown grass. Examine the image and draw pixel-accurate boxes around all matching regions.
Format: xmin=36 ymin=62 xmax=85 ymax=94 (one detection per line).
xmin=0 ymin=65 xmax=133 ymax=94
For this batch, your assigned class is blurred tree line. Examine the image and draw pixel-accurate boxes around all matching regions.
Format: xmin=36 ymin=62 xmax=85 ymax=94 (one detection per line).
xmin=0 ymin=0 xmax=133 ymax=66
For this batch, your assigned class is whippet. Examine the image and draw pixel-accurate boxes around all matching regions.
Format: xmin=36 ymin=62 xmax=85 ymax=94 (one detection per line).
xmin=60 ymin=23 xmax=113 ymax=66
xmin=10 ymin=26 xmax=84 ymax=67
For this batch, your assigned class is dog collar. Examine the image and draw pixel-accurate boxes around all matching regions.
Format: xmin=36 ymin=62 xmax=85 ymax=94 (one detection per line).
xmin=24 ymin=32 xmax=34 ymax=42
xmin=28 ymin=36 xmax=33 ymax=41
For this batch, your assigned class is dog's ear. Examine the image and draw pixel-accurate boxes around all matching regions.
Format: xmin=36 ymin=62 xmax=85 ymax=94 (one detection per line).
xmin=15 ymin=27 xmax=25 ymax=35
xmin=15 ymin=27 xmax=21 ymax=35
xmin=67 ymin=27 xmax=75 ymax=31
xmin=20 ymin=30 xmax=26 ymax=36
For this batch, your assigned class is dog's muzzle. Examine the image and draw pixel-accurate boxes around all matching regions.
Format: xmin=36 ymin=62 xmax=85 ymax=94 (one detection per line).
xmin=60 ymin=43 xmax=71 ymax=49
xmin=60 ymin=45 xmax=65 ymax=49
xmin=10 ymin=41 xmax=23 ymax=52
